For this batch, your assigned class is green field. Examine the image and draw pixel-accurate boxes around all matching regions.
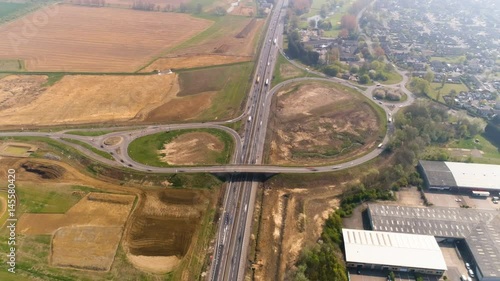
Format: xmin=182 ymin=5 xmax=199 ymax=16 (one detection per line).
xmin=0 ymin=59 xmax=24 ymax=71
xmin=128 ymin=129 xmax=234 ymax=167
xmin=447 ymin=134 xmax=500 ymax=164
xmin=61 ymin=138 xmax=114 ymax=160
xmin=379 ymin=71 xmax=403 ymax=85
xmin=430 ymin=56 xmax=466 ymax=64
xmin=0 ymin=2 xmax=31 ymax=20
xmin=178 ymin=62 xmax=254 ymax=121
xmin=429 ymin=82 xmax=469 ymax=102
xmin=65 ymin=130 xmax=115 ymax=136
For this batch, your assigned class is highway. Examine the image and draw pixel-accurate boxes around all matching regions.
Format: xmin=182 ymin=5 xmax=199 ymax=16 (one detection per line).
xmin=0 ymin=1 xmax=416 ymax=279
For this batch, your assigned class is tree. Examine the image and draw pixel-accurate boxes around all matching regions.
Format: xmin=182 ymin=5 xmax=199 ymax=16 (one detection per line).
xmin=409 ymin=77 xmax=430 ymax=96
xmin=323 ymin=65 xmax=340 ymax=77
xmin=194 ymin=3 xmax=202 ymax=14
xmin=359 ymin=74 xmax=370 ymax=84
xmin=214 ymin=6 xmax=226 ymax=16
xmin=340 ymin=14 xmax=357 ymax=32
xmin=424 ymin=70 xmax=434 ymax=83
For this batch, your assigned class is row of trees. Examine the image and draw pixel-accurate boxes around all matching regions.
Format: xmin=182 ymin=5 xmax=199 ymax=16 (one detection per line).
xmin=287 ymin=30 xmax=320 ymax=65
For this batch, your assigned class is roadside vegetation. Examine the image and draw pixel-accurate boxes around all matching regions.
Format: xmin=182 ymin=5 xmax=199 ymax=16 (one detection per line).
xmin=61 ymin=138 xmax=114 ymax=160
xmin=128 ymin=129 xmax=234 ymax=167
xmin=272 ymin=53 xmax=308 ymax=86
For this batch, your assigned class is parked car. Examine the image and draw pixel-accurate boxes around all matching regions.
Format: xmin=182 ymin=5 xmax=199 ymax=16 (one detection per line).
xmin=468 ymin=269 xmax=475 ymax=277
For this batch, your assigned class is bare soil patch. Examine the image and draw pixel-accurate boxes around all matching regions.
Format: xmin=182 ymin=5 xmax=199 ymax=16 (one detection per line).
xmin=51 ymin=226 xmax=123 ymax=271
xmin=0 ymin=74 xmax=177 ymax=126
xmin=0 ymin=75 xmax=47 ymax=110
xmin=142 ymin=54 xmax=251 ymax=72
xmin=0 ymin=5 xmax=211 ymax=72
xmin=145 ymin=91 xmax=216 ymax=122
xmin=158 ymin=132 xmax=224 ymax=165
xmin=0 ymin=142 xmax=38 ymax=157
xmin=266 ymin=82 xmax=380 ymax=166
xmin=125 ymin=189 xmax=211 ymax=273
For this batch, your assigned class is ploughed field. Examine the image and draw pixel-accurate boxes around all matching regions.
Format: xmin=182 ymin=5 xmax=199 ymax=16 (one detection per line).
xmin=0 ymin=4 xmax=211 ymax=72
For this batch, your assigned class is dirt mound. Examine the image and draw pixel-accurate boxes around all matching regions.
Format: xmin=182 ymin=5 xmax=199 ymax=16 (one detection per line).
xmin=236 ymin=18 xmax=256 ymax=38
xmin=21 ymin=161 xmax=65 ymax=179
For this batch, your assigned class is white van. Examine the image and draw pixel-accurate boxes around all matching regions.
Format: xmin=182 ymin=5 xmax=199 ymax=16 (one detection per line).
xmin=460 ymin=275 xmax=467 ymax=281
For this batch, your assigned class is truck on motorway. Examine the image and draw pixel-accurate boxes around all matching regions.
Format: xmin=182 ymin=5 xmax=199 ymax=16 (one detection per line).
xmin=256 ymin=76 xmax=260 ymax=83
xmin=248 ymin=116 xmax=252 ymax=122
xmin=265 ymin=79 xmax=269 ymax=85
xmin=273 ymin=38 xmax=277 ymax=45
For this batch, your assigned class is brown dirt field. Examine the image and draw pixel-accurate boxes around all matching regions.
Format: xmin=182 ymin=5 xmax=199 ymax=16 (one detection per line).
xmin=158 ymin=132 xmax=224 ymax=165
xmin=170 ymin=17 xmax=264 ymax=58
xmin=18 ymin=192 xmax=135 ymax=235
xmin=266 ymin=82 xmax=379 ymax=166
xmin=142 ymin=54 xmax=251 ymax=72
xmin=0 ymin=75 xmax=47 ymax=110
xmin=125 ymin=189 xmax=211 ymax=273
xmin=51 ymin=226 xmax=124 ymax=271
xmin=0 ymin=5 xmax=211 ymax=72
xmin=253 ymin=184 xmax=343 ymax=281
xmin=97 ymin=0 xmax=184 ymax=9
xmin=0 ymin=74 xmax=177 ymax=126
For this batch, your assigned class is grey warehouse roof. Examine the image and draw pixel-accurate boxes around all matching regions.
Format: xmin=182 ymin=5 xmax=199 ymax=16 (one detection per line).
xmin=343 ymin=229 xmax=447 ymax=271
xmin=419 ymin=160 xmax=500 ymax=190
xmin=368 ymin=204 xmax=500 ymax=279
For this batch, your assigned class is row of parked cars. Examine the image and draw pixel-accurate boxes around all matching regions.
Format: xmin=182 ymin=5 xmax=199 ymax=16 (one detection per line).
xmin=461 ymin=262 xmax=474 ymax=281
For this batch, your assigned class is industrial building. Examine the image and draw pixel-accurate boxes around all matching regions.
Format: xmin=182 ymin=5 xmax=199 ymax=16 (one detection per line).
xmin=418 ymin=160 xmax=500 ymax=193
xmin=368 ymin=204 xmax=500 ymax=281
xmin=342 ymin=229 xmax=447 ymax=275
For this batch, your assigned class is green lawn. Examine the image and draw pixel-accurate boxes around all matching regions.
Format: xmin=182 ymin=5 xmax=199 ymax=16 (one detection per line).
xmin=61 ymin=138 xmax=114 ymax=160
xmin=447 ymin=134 xmax=500 ymax=164
xmin=0 ymin=59 xmax=24 ymax=71
xmin=430 ymin=56 xmax=466 ymax=64
xmin=128 ymin=129 xmax=234 ymax=167
xmin=185 ymin=62 xmax=254 ymax=121
xmin=0 ymin=2 xmax=31 ymax=20
xmin=428 ymin=82 xmax=469 ymax=102
xmin=379 ymin=71 xmax=403 ymax=85
xmin=65 ymin=130 xmax=114 ymax=136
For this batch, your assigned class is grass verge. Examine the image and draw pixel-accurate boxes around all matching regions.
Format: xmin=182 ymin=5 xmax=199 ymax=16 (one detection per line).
xmin=61 ymin=138 xmax=114 ymax=160
xmin=128 ymin=128 xmax=234 ymax=167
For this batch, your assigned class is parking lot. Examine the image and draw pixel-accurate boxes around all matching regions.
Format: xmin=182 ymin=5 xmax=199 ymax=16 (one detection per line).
xmin=424 ymin=190 xmax=500 ymax=211
xmin=440 ymin=243 xmax=473 ymax=281
xmin=424 ymin=191 xmax=464 ymax=208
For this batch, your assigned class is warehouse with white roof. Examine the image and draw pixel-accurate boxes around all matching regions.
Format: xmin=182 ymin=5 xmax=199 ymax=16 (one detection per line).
xmin=418 ymin=160 xmax=500 ymax=193
xmin=342 ymin=229 xmax=447 ymax=275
